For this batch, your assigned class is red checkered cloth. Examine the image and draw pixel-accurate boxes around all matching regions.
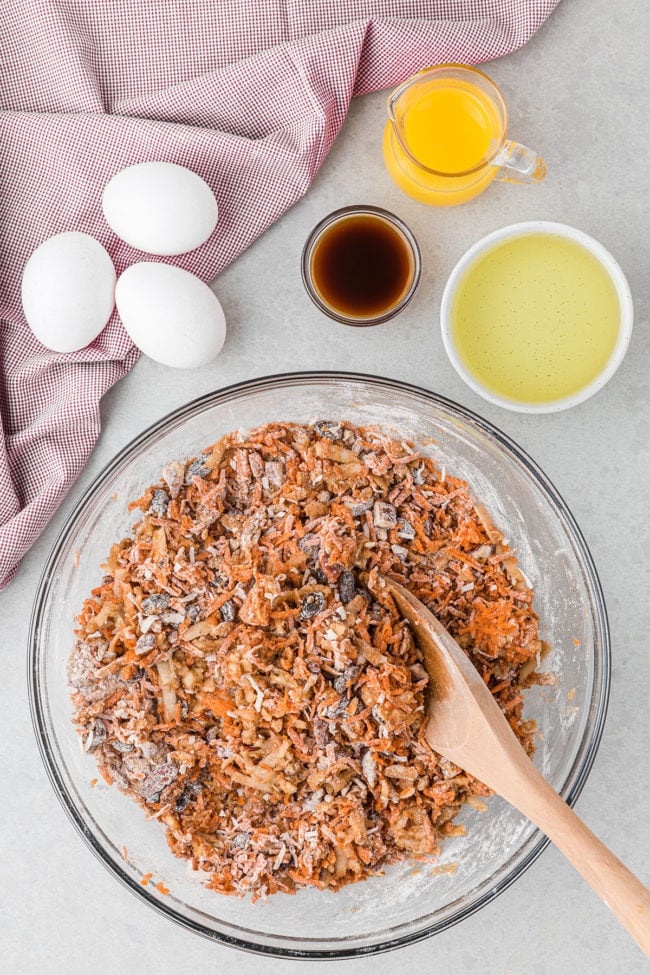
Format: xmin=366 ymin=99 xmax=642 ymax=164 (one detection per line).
xmin=0 ymin=1 xmax=560 ymax=590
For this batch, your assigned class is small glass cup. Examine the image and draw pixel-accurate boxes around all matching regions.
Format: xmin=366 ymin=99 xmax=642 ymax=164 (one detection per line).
xmin=301 ymin=205 xmax=421 ymax=326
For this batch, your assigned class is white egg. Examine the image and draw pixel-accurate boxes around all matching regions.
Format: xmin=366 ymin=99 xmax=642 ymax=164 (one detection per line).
xmin=115 ymin=262 xmax=226 ymax=368
xmin=21 ymin=232 xmax=116 ymax=353
xmin=102 ymin=162 xmax=218 ymax=255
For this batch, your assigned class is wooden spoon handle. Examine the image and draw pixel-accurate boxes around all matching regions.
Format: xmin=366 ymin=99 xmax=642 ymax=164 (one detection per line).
xmin=380 ymin=576 xmax=650 ymax=954
xmin=514 ymin=769 xmax=650 ymax=957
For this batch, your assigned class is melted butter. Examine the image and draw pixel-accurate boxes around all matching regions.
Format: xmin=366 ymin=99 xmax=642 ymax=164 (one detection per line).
xmin=450 ymin=234 xmax=621 ymax=404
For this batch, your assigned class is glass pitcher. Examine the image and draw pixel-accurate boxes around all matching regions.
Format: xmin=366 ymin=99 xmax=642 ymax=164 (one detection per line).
xmin=382 ymin=63 xmax=546 ymax=207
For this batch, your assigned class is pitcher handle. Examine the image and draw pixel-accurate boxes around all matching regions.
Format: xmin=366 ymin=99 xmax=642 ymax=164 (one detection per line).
xmin=493 ymin=140 xmax=547 ymax=184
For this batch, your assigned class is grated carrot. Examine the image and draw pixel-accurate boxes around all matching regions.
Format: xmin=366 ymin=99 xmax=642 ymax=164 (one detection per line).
xmin=68 ymin=420 xmax=546 ymax=900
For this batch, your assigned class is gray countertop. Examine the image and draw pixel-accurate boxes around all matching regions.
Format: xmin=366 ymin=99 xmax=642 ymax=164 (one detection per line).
xmin=3 ymin=0 xmax=649 ymax=971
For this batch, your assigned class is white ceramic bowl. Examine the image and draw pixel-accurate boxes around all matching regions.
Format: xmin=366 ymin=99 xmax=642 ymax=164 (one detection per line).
xmin=440 ymin=221 xmax=634 ymax=413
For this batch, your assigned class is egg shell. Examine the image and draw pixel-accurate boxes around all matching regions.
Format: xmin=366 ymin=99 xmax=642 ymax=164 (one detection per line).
xmin=102 ymin=162 xmax=218 ymax=256
xmin=115 ymin=262 xmax=226 ymax=368
xmin=21 ymin=232 xmax=116 ymax=353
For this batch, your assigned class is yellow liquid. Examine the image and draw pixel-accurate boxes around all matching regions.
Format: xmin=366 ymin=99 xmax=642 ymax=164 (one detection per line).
xmin=450 ymin=234 xmax=621 ymax=404
xmin=383 ymin=78 xmax=502 ymax=206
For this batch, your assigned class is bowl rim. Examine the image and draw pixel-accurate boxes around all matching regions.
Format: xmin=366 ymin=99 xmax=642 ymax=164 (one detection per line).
xmin=439 ymin=220 xmax=634 ymax=414
xmin=27 ymin=370 xmax=610 ymax=959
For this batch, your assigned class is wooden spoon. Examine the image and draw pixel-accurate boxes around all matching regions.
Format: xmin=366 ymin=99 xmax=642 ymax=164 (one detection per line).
xmin=381 ymin=575 xmax=650 ymax=957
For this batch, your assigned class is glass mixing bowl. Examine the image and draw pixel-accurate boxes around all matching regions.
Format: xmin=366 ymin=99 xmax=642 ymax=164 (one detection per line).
xmin=28 ymin=372 xmax=609 ymax=958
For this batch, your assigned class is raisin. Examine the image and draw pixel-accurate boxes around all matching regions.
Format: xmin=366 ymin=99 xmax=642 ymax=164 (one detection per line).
xmin=297 ymin=533 xmax=320 ymax=559
xmin=84 ymin=718 xmax=106 ymax=752
xmin=299 ymin=591 xmax=325 ymax=620
xmin=174 ymin=790 xmax=191 ymax=814
xmin=149 ymin=489 xmax=169 ymax=517
xmin=338 ymin=570 xmax=356 ymax=605
xmin=220 ymin=599 xmax=237 ymax=622
xmin=135 ymin=633 xmax=156 ymax=655
xmin=141 ymin=594 xmax=170 ymax=614
xmin=333 ymin=665 xmax=360 ymax=694
xmin=314 ymin=420 xmax=342 ymax=440
xmin=185 ymin=457 xmax=210 ymax=484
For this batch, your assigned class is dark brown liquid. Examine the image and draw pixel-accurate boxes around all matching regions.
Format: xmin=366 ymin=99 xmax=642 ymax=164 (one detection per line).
xmin=310 ymin=214 xmax=414 ymax=321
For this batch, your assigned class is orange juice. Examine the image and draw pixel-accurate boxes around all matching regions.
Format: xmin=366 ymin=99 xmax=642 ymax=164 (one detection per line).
xmin=402 ymin=79 xmax=501 ymax=174
xmin=383 ymin=65 xmax=516 ymax=207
